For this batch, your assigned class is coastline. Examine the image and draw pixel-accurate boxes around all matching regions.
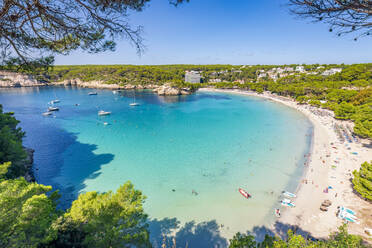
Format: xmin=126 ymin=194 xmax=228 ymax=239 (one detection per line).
xmin=2 ymin=83 xmax=370 ymax=242
xmin=198 ymin=88 xmax=372 ymax=241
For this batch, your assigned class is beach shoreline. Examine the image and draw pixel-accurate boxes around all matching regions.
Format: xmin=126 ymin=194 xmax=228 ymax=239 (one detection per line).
xmin=198 ymin=88 xmax=372 ymax=241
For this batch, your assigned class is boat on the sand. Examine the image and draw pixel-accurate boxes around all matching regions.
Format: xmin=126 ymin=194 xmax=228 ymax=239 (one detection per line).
xmin=282 ymin=191 xmax=296 ymax=198
xmin=281 ymin=198 xmax=295 ymax=207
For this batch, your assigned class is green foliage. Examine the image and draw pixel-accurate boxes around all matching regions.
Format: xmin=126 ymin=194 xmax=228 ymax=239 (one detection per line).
xmin=65 ymin=181 xmax=150 ymax=248
xmin=0 ymin=178 xmax=59 ymax=248
xmin=229 ymin=232 xmax=257 ymax=248
xmin=228 ymin=225 xmax=366 ymax=248
xmin=334 ymin=102 xmax=356 ymax=120
xmin=273 ymin=230 xmax=315 ymax=248
xmin=0 ymin=162 xmax=11 ymax=180
xmin=46 ymin=216 xmax=86 ymax=248
xmin=353 ymin=104 xmax=372 ymax=138
xmin=327 ymin=225 xmax=365 ymax=247
xmin=352 ymin=161 xmax=372 ymax=201
xmin=0 ymin=105 xmax=27 ymax=178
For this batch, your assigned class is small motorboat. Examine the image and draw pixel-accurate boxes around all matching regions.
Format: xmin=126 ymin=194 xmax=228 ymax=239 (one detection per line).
xmin=282 ymin=191 xmax=296 ymax=198
xmin=42 ymin=111 xmax=53 ymax=116
xmin=103 ymin=122 xmax=109 ymax=125
xmin=51 ymin=99 xmax=60 ymax=104
xmin=281 ymin=198 xmax=295 ymax=207
xmin=238 ymin=188 xmax=251 ymax=199
xmin=89 ymin=92 xmax=98 ymax=95
xmin=129 ymin=102 xmax=140 ymax=106
xmin=48 ymin=107 xmax=59 ymax=111
xmin=98 ymin=110 xmax=111 ymax=116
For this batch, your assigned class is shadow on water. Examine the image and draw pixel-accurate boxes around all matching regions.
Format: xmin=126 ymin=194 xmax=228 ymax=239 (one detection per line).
xmin=30 ymin=126 xmax=114 ymax=209
xmin=148 ymin=218 xmax=317 ymax=247
xmin=149 ymin=218 xmax=228 ymax=248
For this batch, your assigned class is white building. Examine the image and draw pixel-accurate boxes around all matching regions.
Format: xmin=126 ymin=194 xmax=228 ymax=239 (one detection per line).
xmin=209 ymin=78 xmax=221 ymax=83
xmin=257 ymin=73 xmax=267 ymax=79
xmin=296 ymin=66 xmax=305 ymax=73
xmin=185 ymin=71 xmax=201 ymax=83
xmin=322 ymin=68 xmax=342 ymax=76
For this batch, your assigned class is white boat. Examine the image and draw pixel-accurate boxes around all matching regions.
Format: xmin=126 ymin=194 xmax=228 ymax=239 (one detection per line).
xmin=48 ymin=107 xmax=59 ymax=111
xmin=89 ymin=92 xmax=98 ymax=95
xmin=281 ymin=198 xmax=295 ymax=207
xmin=282 ymin=191 xmax=296 ymax=198
xmin=42 ymin=111 xmax=53 ymax=116
xmin=51 ymin=99 xmax=60 ymax=104
xmin=129 ymin=102 xmax=140 ymax=106
xmin=98 ymin=110 xmax=111 ymax=116
xmin=103 ymin=122 xmax=109 ymax=125
xmin=129 ymin=91 xmax=140 ymax=106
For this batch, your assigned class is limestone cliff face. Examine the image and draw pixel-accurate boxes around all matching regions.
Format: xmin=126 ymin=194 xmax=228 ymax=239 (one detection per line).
xmin=53 ymin=79 xmax=157 ymax=90
xmin=0 ymin=71 xmax=46 ymax=87
xmin=152 ymin=83 xmax=193 ymax=96
xmin=23 ymin=147 xmax=35 ymax=182
xmin=0 ymin=71 xmax=194 ymax=95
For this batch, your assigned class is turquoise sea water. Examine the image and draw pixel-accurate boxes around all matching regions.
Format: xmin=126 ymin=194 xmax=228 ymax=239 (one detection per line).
xmin=0 ymin=87 xmax=312 ymax=246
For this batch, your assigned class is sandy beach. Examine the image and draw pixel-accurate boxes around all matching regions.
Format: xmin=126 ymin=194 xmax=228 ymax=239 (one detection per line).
xmin=199 ymin=88 xmax=372 ymax=241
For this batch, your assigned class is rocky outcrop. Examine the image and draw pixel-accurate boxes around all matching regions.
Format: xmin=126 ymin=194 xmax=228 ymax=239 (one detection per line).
xmin=0 ymin=71 xmax=47 ymax=87
xmin=53 ymin=79 xmax=157 ymax=90
xmin=23 ymin=147 xmax=35 ymax=182
xmin=153 ymin=83 xmax=193 ymax=96
xmin=0 ymin=71 xmax=195 ymax=96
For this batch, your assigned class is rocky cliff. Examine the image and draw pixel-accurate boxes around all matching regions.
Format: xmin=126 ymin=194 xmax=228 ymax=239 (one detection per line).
xmin=23 ymin=147 xmax=35 ymax=182
xmin=53 ymin=79 xmax=157 ymax=90
xmin=0 ymin=71 xmax=195 ymax=96
xmin=0 ymin=71 xmax=46 ymax=87
xmin=152 ymin=83 xmax=193 ymax=96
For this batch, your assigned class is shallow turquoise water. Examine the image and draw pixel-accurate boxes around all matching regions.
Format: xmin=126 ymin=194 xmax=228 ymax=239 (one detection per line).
xmin=0 ymin=87 xmax=312 ymax=245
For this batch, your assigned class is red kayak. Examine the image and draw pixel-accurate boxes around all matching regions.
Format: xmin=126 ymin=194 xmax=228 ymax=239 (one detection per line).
xmin=239 ymin=188 xmax=251 ymax=199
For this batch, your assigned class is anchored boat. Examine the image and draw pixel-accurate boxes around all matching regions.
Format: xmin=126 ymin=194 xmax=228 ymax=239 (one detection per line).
xmin=48 ymin=107 xmax=59 ymax=111
xmin=98 ymin=110 xmax=111 ymax=116
xmin=282 ymin=191 xmax=296 ymax=198
xmin=42 ymin=111 xmax=53 ymax=116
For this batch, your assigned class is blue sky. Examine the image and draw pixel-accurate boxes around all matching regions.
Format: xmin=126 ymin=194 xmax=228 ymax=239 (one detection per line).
xmin=55 ymin=0 xmax=372 ymax=65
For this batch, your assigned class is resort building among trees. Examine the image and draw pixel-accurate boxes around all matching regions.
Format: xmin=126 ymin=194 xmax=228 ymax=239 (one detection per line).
xmin=185 ymin=71 xmax=202 ymax=83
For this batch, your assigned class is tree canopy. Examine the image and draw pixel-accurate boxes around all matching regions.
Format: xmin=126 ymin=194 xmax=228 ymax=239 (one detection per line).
xmin=228 ymin=225 xmax=366 ymax=248
xmin=0 ymin=0 xmax=185 ymax=69
xmin=353 ymin=161 xmax=372 ymax=201
xmin=65 ymin=182 xmax=150 ymax=248
xmin=0 ymin=105 xmax=26 ymax=178
xmin=289 ymin=0 xmax=372 ymax=39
